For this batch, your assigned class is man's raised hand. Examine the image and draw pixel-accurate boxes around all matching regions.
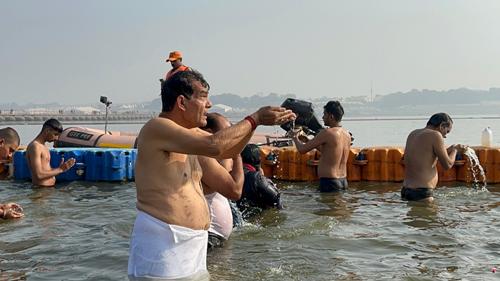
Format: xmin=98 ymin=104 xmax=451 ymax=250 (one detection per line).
xmin=252 ymin=106 xmax=296 ymax=126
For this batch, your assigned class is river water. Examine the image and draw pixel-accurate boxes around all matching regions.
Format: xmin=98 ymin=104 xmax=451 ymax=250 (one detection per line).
xmin=1 ymin=118 xmax=500 ymax=280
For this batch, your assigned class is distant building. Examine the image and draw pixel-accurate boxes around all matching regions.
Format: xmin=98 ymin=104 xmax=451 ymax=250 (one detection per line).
xmin=64 ymin=106 xmax=102 ymax=115
xmin=212 ymin=104 xmax=233 ymax=113
xmin=25 ymin=108 xmax=58 ymax=114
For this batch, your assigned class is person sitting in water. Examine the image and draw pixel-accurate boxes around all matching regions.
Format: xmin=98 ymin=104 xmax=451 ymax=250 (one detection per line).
xmin=237 ymin=144 xmax=282 ymax=215
xmin=26 ymin=119 xmax=75 ymax=187
xmin=0 ymin=127 xmax=20 ymax=180
xmin=291 ymin=101 xmax=351 ymax=192
xmin=402 ymin=113 xmax=467 ymax=202
xmin=199 ymin=112 xmax=244 ymax=249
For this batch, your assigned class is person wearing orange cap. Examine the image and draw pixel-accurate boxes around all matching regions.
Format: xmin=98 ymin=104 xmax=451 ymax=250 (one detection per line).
xmin=164 ymin=50 xmax=191 ymax=81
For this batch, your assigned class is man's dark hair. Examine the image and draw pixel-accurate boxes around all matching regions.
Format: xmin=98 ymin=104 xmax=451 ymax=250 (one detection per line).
xmin=241 ymin=144 xmax=261 ymax=168
xmin=324 ymin=101 xmax=344 ymax=122
xmin=0 ymin=127 xmax=20 ymax=146
xmin=42 ymin=118 xmax=63 ymax=133
xmin=202 ymin=112 xmax=227 ymax=132
xmin=161 ymin=70 xmax=210 ymax=112
xmin=427 ymin=113 xmax=453 ymax=127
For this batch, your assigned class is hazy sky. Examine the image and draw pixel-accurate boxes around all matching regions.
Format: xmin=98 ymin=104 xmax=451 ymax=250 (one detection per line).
xmin=1 ymin=0 xmax=500 ymax=104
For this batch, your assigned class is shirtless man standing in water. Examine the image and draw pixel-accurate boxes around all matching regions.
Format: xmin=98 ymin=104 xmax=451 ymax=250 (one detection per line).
xmin=402 ymin=113 xmax=467 ymax=202
xmin=26 ymin=119 xmax=75 ymax=187
xmin=128 ymin=70 xmax=295 ymax=280
xmin=292 ymin=101 xmax=351 ymax=192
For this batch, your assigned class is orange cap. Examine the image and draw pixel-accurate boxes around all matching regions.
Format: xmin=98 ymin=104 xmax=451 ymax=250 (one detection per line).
xmin=166 ymin=51 xmax=183 ymax=62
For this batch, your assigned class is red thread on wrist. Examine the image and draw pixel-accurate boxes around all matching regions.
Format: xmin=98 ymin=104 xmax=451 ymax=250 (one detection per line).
xmin=244 ymin=116 xmax=257 ymax=131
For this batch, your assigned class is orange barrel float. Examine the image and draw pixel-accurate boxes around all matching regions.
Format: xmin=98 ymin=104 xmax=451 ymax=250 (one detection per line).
xmin=259 ymin=145 xmax=279 ymax=178
xmin=437 ymin=162 xmax=458 ymax=182
xmin=456 ymin=146 xmax=500 ymax=184
xmin=260 ymin=146 xmax=405 ymax=182
xmin=360 ymin=147 xmax=404 ymax=182
xmin=258 ymin=145 xmax=500 ymax=183
xmin=489 ymin=147 xmax=500 ymax=183
xmin=271 ymin=146 xmax=318 ymax=181
xmin=347 ymin=147 xmax=362 ymax=181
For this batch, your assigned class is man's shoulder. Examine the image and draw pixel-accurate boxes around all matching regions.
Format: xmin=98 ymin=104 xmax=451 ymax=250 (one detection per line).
xmin=323 ymin=127 xmax=349 ymax=139
xmin=321 ymin=127 xmax=339 ymax=135
xmin=137 ymin=117 xmax=192 ymax=154
xmin=141 ymin=117 xmax=176 ymax=134
xmin=409 ymin=128 xmax=441 ymax=143
xmin=27 ymin=141 xmax=42 ymax=151
xmin=421 ymin=128 xmax=441 ymax=138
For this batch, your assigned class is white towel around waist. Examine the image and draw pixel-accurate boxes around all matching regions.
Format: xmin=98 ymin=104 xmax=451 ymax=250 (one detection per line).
xmin=128 ymin=211 xmax=209 ymax=280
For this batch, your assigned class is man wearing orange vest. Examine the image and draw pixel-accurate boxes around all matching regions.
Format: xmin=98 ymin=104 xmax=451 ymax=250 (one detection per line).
xmin=165 ymin=51 xmax=191 ymax=81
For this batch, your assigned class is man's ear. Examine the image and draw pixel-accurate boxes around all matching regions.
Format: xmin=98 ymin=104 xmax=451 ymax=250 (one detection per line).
xmin=177 ymin=96 xmax=187 ymax=111
xmin=0 ymin=139 xmax=4 ymax=147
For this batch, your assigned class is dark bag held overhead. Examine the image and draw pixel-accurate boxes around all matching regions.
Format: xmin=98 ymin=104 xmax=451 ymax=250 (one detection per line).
xmin=280 ymin=98 xmax=323 ymax=135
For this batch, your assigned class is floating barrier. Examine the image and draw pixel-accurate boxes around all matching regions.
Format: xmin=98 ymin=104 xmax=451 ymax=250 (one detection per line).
xmin=11 ymin=145 xmax=500 ymax=184
xmin=259 ymin=145 xmax=500 ymax=183
xmin=358 ymin=147 xmax=405 ymax=182
xmin=13 ymin=148 xmax=136 ymax=182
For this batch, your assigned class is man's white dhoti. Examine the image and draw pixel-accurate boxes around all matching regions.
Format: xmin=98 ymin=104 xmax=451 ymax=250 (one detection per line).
xmin=128 ymin=211 xmax=209 ymax=280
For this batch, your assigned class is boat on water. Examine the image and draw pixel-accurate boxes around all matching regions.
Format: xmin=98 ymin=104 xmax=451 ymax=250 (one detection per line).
xmin=55 ymin=127 xmax=138 ymax=148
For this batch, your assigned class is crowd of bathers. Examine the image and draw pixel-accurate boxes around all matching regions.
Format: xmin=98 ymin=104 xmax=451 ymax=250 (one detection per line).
xmin=1 ymin=50 xmax=469 ymax=281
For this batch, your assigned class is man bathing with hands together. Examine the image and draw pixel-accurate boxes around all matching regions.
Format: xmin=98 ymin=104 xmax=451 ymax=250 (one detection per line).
xmin=402 ymin=113 xmax=467 ymax=202
xmin=26 ymin=119 xmax=75 ymax=187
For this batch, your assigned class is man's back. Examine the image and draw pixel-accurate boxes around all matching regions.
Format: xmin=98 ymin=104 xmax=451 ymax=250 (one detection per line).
xmin=403 ymin=128 xmax=441 ymax=188
xmin=317 ymin=127 xmax=351 ymax=178
xmin=135 ymin=118 xmax=210 ymax=230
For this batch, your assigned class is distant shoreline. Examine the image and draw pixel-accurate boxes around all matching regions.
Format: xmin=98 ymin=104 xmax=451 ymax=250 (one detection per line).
xmin=0 ymin=113 xmax=154 ymax=125
xmin=1 ymin=113 xmax=499 ymax=126
xmin=343 ymin=115 xmax=500 ymax=122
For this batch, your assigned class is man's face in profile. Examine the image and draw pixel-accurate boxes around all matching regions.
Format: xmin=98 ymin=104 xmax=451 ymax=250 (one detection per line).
xmin=171 ymin=59 xmax=182 ymax=68
xmin=183 ymin=81 xmax=212 ymax=128
xmin=439 ymin=123 xmax=452 ymax=138
xmin=0 ymin=139 xmax=18 ymax=161
xmin=47 ymin=129 xmax=61 ymax=143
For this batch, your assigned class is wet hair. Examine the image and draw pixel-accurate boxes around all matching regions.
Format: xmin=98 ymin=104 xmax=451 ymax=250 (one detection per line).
xmin=42 ymin=118 xmax=63 ymax=133
xmin=324 ymin=101 xmax=344 ymax=122
xmin=427 ymin=113 xmax=453 ymax=127
xmin=241 ymin=144 xmax=261 ymax=168
xmin=0 ymin=127 xmax=20 ymax=146
xmin=161 ymin=70 xmax=210 ymax=112
xmin=202 ymin=112 xmax=229 ymax=133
